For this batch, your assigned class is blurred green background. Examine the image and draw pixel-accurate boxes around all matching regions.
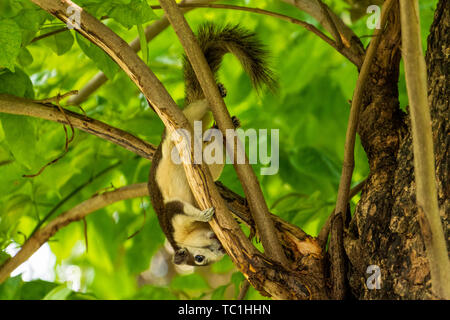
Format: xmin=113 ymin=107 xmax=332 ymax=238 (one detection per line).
xmin=0 ymin=0 xmax=437 ymax=299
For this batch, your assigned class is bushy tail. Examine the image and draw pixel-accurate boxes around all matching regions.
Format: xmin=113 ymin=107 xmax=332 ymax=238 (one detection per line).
xmin=183 ymin=23 xmax=277 ymax=105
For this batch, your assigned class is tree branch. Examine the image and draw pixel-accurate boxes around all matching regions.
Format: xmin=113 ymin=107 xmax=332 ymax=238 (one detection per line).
xmin=66 ymin=0 xmax=217 ymax=106
xmin=31 ymin=27 xmax=68 ymax=43
xmin=29 ymin=160 xmax=124 ymax=237
xmin=0 ymin=180 xmax=321 ymax=288
xmin=329 ymin=0 xmax=395 ymax=299
xmin=158 ymin=0 xmax=288 ymax=266
xmin=281 ymin=0 xmax=364 ymax=67
xmin=0 ymin=94 xmax=156 ymax=159
xmin=150 ymin=3 xmax=355 ymax=64
xmin=317 ymin=0 xmax=343 ymax=49
xmin=399 ymin=0 xmax=450 ymax=300
xmin=0 ymin=183 xmax=148 ymax=284
xmin=317 ymin=178 xmax=366 ymax=249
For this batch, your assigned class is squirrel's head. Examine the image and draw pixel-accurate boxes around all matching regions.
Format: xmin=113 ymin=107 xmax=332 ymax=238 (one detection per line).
xmin=173 ymin=244 xmax=225 ymax=266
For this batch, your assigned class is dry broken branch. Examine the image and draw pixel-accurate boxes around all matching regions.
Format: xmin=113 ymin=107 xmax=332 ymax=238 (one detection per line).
xmin=0 ymin=94 xmax=156 ymax=159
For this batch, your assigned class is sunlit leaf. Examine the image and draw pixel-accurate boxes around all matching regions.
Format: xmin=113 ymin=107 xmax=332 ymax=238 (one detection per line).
xmin=75 ymin=33 xmax=119 ymax=79
xmin=0 ymin=113 xmax=39 ymax=169
xmin=42 ymin=285 xmax=72 ymax=300
xmin=0 ymin=68 xmax=34 ymax=98
xmin=41 ymin=29 xmax=74 ymax=56
xmin=109 ymin=0 xmax=158 ymax=29
xmin=0 ymin=19 xmax=21 ymax=71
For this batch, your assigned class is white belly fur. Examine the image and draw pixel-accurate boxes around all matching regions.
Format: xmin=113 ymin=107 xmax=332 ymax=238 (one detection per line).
xmin=156 ymin=134 xmax=196 ymax=205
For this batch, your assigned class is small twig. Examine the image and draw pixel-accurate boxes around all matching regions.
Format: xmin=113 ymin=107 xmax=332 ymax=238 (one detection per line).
xmin=29 ymin=161 xmax=122 ymax=237
xmin=281 ymin=0 xmax=364 ymax=67
xmin=317 ymin=178 xmax=366 ymax=249
xmin=127 ymin=202 xmax=148 ymax=240
xmin=91 ymin=183 xmax=117 ymax=198
xmin=23 ymin=96 xmax=76 ymax=178
xmin=22 ymin=150 xmax=68 ymax=178
xmin=82 ymin=217 xmax=88 ymax=253
xmin=0 ymin=94 xmax=157 ymax=160
xmin=237 ymin=280 xmax=250 ymax=300
xmin=16 ymin=231 xmax=28 ymax=244
xmin=151 ymin=3 xmax=345 ymax=61
xmin=30 ymin=27 xmax=68 ymax=43
xmin=33 ymin=90 xmax=79 ymax=104
xmin=0 ymin=184 xmax=148 ymax=284
xmin=270 ymin=192 xmax=308 ymax=210
xmin=34 ymin=91 xmax=78 ymax=150
xmin=0 ymin=159 xmax=14 ymax=167
xmin=55 ymin=102 xmax=75 ymax=150
xmin=317 ymin=0 xmax=343 ymax=49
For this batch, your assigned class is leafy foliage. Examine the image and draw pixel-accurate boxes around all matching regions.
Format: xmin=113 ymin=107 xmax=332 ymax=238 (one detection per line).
xmin=0 ymin=0 xmax=438 ymax=300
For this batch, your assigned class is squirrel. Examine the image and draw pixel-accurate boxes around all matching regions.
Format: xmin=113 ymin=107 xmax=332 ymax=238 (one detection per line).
xmin=148 ymin=23 xmax=276 ymax=266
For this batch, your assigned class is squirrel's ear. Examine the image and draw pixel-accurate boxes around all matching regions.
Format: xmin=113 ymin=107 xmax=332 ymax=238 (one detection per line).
xmin=174 ymin=248 xmax=188 ymax=265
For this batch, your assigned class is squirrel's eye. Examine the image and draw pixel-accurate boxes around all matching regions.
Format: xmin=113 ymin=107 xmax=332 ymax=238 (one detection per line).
xmin=194 ymin=255 xmax=205 ymax=263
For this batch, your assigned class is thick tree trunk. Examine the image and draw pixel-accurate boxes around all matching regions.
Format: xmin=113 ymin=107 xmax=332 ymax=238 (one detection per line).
xmin=344 ymin=0 xmax=449 ymax=299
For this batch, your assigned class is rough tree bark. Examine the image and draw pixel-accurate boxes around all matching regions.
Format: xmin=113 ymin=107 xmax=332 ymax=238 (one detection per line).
xmin=344 ymin=0 xmax=449 ymax=299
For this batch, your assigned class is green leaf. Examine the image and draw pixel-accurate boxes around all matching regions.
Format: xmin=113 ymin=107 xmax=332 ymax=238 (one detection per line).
xmin=13 ymin=9 xmax=47 ymax=32
xmin=67 ymin=292 xmax=97 ymax=300
xmin=291 ymin=147 xmax=341 ymax=181
xmin=0 ymin=161 xmax=28 ymax=200
xmin=0 ymin=19 xmax=22 ymax=71
xmin=76 ymin=33 xmax=119 ymax=79
xmin=17 ymin=47 xmax=33 ymax=67
xmin=20 ymin=280 xmax=59 ymax=300
xmin=230 ymin=272 xmax=246 ymax=298
xmin=125 ymin=214 xmax=164 ymax=274
xmin=42 ymin=285 xmax=72 ymax=300
xmin=0 ymin=0 xmax=23 ymax=19
xmin=5 ymin=194 xmax=33 ymax=219
xmin=132 ymin=285 xmax=177 ymax=300
xmin=109 ymin=0 xmax=158 ymax=29
xmin=0 ymin=251 xmax=10 ymax=265
xmin=41 ymin=29 xmax=74 ymax=56
xmin=0 ymin=68 xmax=34 ymax=98
xmin=0 ymin=113 xmax=39 ymax=169
xmin=137 ymin=23 xmax=148 ymax=64
xmin=211 ymin=284 xmax=228 ymax=300
xmin=0 ymin=275 xmax=22 ymax=300
xmin=211 ymin=255 xmax=235 ymax=273
xmin=171 ymin=273 xmax=209 ymax=292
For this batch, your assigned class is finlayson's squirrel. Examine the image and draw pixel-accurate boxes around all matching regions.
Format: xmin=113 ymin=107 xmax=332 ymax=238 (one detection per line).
xmin=148 ymin=23 xmax=276 ymax=266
